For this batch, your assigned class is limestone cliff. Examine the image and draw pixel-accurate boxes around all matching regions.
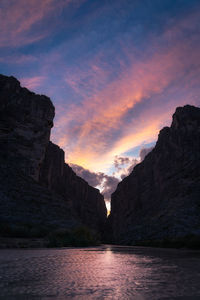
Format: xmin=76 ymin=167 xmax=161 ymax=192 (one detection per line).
xmin=109 ymin=105 xmax=200 ymax=244
xmin=0 ymin=74 xmax=106 ymax=234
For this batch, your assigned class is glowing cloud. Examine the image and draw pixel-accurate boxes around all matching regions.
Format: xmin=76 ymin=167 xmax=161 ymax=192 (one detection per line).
xmin=1 ymin=0 xmax=200 ymax=181
xmin=53 ymin=34 xmax=200 ymax=172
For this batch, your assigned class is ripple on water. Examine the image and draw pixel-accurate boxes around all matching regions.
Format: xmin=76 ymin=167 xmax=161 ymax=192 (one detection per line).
xmin=0 ymin=245 xmax=200 ymax=299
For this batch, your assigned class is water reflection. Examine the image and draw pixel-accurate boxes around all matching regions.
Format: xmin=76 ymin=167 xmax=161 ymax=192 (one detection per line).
xmin=0 ymin=245 xmax=200 ymax=299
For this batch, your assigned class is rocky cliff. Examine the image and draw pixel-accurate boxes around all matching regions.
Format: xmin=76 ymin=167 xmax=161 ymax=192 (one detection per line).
xmin=0 ymin=74 xmax=54 ymax=181
xmin=109 ymin=105 xmax=200 ymax=245
xmin=0 ymin=74 xmax=106 ymax=235
xmin=39 ymin=141 xmax=107 ymax=231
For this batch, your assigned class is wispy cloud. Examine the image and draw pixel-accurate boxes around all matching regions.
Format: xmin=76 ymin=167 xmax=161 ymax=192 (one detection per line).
xmin=20 ymin=76 xmax=46 ymax=90
xmin=48 ymin=7 xmax=200 ymax=173
xmin=1 ymin=0 xmax=200 ymax=177
xmin=54 ymin=40 xmax=199 ymax=171
xmin=0 ymin=54 xmax=37 ymax=64
xmin=0 ymin=0 xmax=79 ymax=47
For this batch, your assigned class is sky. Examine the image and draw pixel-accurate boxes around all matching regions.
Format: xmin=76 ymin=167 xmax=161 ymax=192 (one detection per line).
xmin=1 ymin=0 xmax=200 ymax=209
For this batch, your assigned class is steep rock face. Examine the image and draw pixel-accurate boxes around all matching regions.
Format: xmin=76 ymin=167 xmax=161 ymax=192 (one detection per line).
xmin=110 ymin=105 xmax=200 ymax=244
xmin=0 ymin=74 xmax=54 ymax=181
xmin=39 ymin=142 xmax=107 ymax=232
xmin=0 ymin=75 xmax=76 ymax=229
xmin=0 ymin=74 xmax=106 ymax=233
xmin=0 ymin=161 xmax=77 ymax=229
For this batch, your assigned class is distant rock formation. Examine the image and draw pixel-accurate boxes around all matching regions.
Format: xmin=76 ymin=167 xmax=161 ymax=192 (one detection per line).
xmin=109 ymin=105 xmax=200 ymax=245
xmin=0 ymin=74 xmax=106 ymax=234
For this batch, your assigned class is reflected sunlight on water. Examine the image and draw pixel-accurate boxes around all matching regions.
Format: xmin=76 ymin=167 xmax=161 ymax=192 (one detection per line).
xmin=0 ymin=245 xmax=200 ymax=299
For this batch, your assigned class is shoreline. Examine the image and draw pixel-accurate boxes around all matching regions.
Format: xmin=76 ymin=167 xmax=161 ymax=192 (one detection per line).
xmin=1 ymin=237 xmax=200 ymax=251
xmin=0 ymin=237 xmax=48 ymax=249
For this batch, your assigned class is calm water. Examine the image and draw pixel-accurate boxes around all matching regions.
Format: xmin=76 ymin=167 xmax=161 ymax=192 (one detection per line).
xmin=0 ymin=245 xmax=200 ymax=300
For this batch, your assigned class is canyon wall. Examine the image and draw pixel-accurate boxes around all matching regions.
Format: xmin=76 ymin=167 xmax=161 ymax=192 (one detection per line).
xmin=109 ymin=105 xmax=200 ymax=244
xmin=0 ymin=74 xmax=54 ymax=181
xmin=39 ymin=141 xmax=107 ymax=231
xmin=0 ymin=74 xmax=106 ymax=233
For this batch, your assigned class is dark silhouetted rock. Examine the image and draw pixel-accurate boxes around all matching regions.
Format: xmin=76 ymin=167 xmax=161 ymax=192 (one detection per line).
xmin=0 ymin=74 xmax=106 ymax=236
xmin=109 ymin=105 xmax=200 ymax=245
xmin=0 ymin=74 xmax=54 ymax=181
xmin=39 ymin=141 xmax=107 ymax=232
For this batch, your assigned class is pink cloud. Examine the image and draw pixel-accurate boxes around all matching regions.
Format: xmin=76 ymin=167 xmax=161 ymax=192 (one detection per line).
xmin=0 ymin=0 xmax=81 ymax=47
xmin=0 ymin=54 xmax=37 ymax=64
xmin=56 ymin=42 xmax=195 ymax=164
xmin=52 ymin=23 xmax=200 ymax=173
xmin=5 ymin=5 xmax=197 ymax=174
xmin=65 ymin=53 xmax=113 ymax=97
xmin=20 ymin=76 xmax=46 ymax=90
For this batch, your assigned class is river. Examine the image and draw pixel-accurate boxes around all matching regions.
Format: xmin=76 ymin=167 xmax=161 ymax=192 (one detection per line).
xmin=0 ymin=245 xmax=200 ymax=299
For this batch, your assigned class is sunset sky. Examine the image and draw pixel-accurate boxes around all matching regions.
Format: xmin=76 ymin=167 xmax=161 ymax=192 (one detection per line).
xmin=1 ymin=0 xmax=200 ymax=207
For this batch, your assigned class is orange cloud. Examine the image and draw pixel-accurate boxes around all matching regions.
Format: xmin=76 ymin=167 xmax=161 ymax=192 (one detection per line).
xmin=47 ymin=9 xmax=200 ymax=173
xmin=67 ymin=107 xmax=171 ymax=172
xmin=108 ymin=109 xmax=171 ymax=159
xmin=53 ymin=41 xmax=195 ymax=172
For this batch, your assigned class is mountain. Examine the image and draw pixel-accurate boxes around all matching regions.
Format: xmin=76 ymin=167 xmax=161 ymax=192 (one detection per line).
xmin=109 ymin=105 xmax=200 ymax=246
xmin=0 ymin=74 xmax=106 ymax=237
